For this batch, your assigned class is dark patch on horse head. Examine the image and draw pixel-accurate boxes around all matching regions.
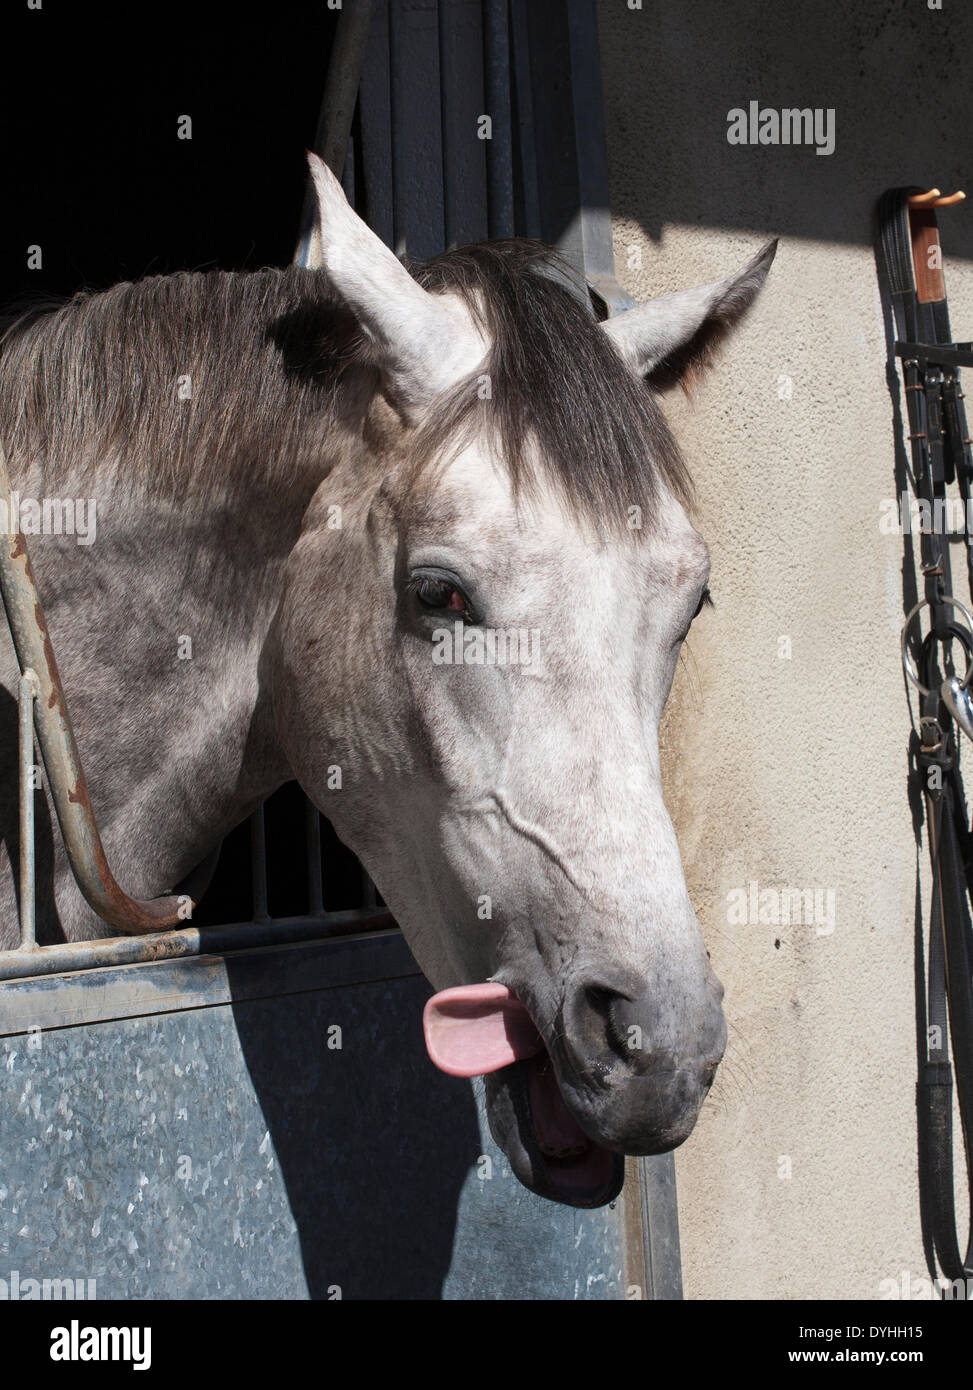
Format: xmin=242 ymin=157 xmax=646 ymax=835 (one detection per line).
xmin=267 ymin=296 xmax=369 ymax=385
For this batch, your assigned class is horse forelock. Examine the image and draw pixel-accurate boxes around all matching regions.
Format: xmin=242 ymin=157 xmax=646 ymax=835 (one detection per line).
xmin=408 ymin=240 xmax=692 ymax=532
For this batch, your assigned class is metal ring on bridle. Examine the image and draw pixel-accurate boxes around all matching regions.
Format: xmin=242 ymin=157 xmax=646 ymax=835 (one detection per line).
xmin=901 ymin=596 xmax=973 ymax=697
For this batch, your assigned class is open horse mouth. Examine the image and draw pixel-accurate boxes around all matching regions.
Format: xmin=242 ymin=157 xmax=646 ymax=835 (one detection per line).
xmin=423 ymin=983 xmax=624 ymax=1208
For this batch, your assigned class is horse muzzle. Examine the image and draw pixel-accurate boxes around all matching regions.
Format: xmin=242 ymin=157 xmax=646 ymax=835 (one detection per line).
xmin=423 ymin=973 xmax=726 ymax=1208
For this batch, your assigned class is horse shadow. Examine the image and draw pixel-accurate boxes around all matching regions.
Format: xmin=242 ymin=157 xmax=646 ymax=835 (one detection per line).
xmin=211 ymin=787 xmax=481 ymax=1300
xmin=227 ymin=970 xmax=481 ymax=1300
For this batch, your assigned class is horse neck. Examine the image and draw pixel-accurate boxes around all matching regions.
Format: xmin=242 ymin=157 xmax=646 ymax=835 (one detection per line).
xmin=16 ymin=402 xmax=367 ymax=925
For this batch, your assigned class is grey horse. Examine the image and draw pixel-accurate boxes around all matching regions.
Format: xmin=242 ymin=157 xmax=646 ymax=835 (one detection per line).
xmin=0 ymin=154 xmax=774 ymax=1206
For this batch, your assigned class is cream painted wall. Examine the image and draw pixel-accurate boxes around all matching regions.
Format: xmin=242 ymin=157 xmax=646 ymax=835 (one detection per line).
xmin=599 ymin=0 xmax=972 ymax=1299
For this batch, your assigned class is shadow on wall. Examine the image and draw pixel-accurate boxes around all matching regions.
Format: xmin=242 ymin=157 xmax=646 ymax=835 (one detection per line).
xmin=597 ymin=0 xmax=973 ymax=257
xmin=200 ymin=791 xmax=479 ymax=1300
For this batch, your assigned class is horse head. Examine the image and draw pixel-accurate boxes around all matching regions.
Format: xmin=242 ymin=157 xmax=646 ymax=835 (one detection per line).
xmin=272 ymin=155 xmax=775 ymax=1207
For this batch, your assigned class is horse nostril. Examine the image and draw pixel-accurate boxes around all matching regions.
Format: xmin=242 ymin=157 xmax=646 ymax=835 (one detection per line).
xmin=573 ymin=976 xmax=724 ymax=1079
xmin=580 ymin=982 xmax=639 ymax=1061
xmin=584 ymin=983 xmax=623 ymax=1014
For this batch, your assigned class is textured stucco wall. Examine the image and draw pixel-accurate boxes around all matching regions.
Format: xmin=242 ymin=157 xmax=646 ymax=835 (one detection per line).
xmin=599 ymin=0 xmax=972 ymax=1299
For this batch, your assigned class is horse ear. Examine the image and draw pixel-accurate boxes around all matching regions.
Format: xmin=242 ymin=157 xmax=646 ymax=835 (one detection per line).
xmin=304 ymin=152 xmax=486 ymax=415
xmin=601 ymin=240 xmax=777 ymax=392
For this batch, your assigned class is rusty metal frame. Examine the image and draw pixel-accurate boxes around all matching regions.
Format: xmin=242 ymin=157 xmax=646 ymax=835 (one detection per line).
xmin=0 ymin=909 xmax=396 ymax=985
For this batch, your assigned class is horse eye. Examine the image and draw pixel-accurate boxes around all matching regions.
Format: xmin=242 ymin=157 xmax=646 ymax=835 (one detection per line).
xmin=411 ymin=575 xmax=470 ymax=617
xmin=692 ymin=586 xmax=713 ymax=620
xmin=677 ymin=587 xmax=712 ymax=644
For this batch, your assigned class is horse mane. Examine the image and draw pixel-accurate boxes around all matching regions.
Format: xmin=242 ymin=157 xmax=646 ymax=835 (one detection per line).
xmin=0 ymin=241 xmax=691 ymax=523
xmin=0 ymin=268 xmax=355 ymax=498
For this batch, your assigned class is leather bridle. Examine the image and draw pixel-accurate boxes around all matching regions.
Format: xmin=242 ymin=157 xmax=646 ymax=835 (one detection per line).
xmin=879 ymin=185 xmax=973 ymax=1296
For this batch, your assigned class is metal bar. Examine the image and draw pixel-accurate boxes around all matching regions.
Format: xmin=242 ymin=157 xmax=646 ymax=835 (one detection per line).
xmin=0 ymin=444 xmax=196 ymax=934
xmin=0 ymin=908 xmax=397 ymax=984
xmin=565 ymin=3 xmax=610 ymax=260
xmin=250 ymin=804 xmax=270 ymax=924
xmin=389 ymin=0 xmax=408 ymax=257
xmin=482 ymin=0 xmax=514 ymax=239
xmin=521 ymin=0 xmax=576 ymax=253
xmin=508 ymin=0 xmax=541 ymax=239
xmin=17 ymin=669 xmax=37 ymax=951
xmin=564 ymin=0 xmax=634 ymax=315
xmin=440 ymin=0 xmax=488 ymax=246
xmin=305 ymin=800 xmax=325 ymax=917
xmin=638 ymin=1154 xmax=684 ymax=1299
xmin=0 ymin=922 xmax=416 ymax=1039
xmin=358 ymin=0 xmax=395 ymax=242
xmin=389 ymin=0 xmax=446 ymax=259
xmin=897 ymin=341 xmax=973 ymax=370
xmin=294 ymin=0 xmax=377 ymax=267
xmin=341 ymin=133 xmax=356 ymax=206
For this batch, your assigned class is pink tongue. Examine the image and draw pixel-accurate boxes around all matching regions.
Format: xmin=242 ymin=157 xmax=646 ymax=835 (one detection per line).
xmin=423 ymin=983 xmax=544 ymax=1078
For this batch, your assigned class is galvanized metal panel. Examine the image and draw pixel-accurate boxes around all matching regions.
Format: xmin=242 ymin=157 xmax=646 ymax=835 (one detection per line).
xmin=0 ymin=927 xmax=411 ymax=1037
xmin=0 ymin=937 xmax=629 ymax=1299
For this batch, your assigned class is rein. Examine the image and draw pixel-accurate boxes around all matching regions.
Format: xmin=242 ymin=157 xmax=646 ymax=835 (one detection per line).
xmin=878 ymin=186 xmax=973 ymax=1295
